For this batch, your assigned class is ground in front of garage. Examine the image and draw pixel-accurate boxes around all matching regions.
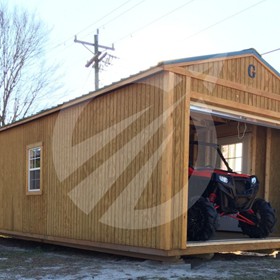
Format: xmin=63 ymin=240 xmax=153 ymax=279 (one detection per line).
xmin=0 ymin=237 xmax=280 ymax=280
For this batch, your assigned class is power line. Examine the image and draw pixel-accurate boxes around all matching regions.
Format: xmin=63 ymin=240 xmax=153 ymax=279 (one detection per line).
xmin=76 ymin=0 xmax=136 ymax=37
xmin=48 ymin=0 xmax=137 ymax=53
xmin=96 ymin=0 xmax=146 ymax=31
xmin=114 ymin=0 xmax=196 ymax=44
xmin=262 ymin=48 xmax=280 ymax=56
xmin=183 ymin=0 xmax=267 ymax=41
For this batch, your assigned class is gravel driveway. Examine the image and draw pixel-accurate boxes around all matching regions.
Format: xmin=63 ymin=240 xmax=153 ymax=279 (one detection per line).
xmin=0 ymin=237 xmax=279 ymax=279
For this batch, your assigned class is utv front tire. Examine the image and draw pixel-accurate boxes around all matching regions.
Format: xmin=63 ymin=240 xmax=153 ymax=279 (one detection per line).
xmin=239 ymin=198 xmax=276 ymax=238
xmin=187 ymin=197 xmax=219 ymax=241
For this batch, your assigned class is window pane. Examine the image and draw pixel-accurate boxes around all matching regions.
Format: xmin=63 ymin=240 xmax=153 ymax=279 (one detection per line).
xmin=30 ymin=179 xmax=40 ymax=190
xmin=30 ymin=169 xmax=40 ymax=180
xmin=35 ymin=148 xmax=41 ymax=158
xmin=30 ymin=159 xmax=34 ymax=169
xmin=30 ymin=148 xmax=40 ymax=159
xmin=35 ymin=158 xmax=40 ymax=168
xmin=228 ymin=145 xmax=235 ymax=157
xmin=221 ymin=142 xmax=243 ymax=173
xmin=222 ymin=145 xmax=229 ymax=158
xmin=29 ymin=170 xmax=40 ymax=190
xmin=29 ymin=148 xmax=41 ymax=169
xmin=236 ymin=143 xmax=243 ymax=157
xmin=28 ymin=146 xmax=41 ymax=191
xmin=221 ymin=161 xmax=227 ymax=170
xmin=235 ymin=158 xmax=242 ymax=173
xmin=228 ymin=158 xmax=235 ymax=169
xmin=29 ymin=149 xmax=35 ymax=159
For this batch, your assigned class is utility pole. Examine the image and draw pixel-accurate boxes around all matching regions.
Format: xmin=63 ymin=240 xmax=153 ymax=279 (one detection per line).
xmin=74 ymin=29 xmax=115 ymax=90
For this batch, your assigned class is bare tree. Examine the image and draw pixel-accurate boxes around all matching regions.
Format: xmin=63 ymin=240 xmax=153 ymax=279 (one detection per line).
xmin=0 ymin=3 xmax=58 ymax=127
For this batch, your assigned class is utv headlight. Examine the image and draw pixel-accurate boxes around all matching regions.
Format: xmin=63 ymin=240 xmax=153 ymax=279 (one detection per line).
xmin=218 ymin=175 xmax=229 ymax=184
xmin=251 ymin=176 xmax=257 ymax=185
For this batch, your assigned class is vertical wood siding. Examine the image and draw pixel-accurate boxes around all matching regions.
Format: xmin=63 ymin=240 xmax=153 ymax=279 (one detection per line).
xmin=186 ymin=56 xmax=280 ymax=94
xmin=0 ymin=71 xmax=189 ymax=250
xmin=0 ymin=53 xmax=280 ymax=253
xmin=170 ymin=74 xmax=189 ymax=249
xmin=264 ymin=128 xmax=280 ymax=234
xmin=251 ymin=126 xmax=267 ymax=199
xmin=184 ymin=56 xmax=280 ymax=117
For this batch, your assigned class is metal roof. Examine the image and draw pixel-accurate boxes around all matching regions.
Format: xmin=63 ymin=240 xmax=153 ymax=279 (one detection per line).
xmin=160 ymin=48 xmax=280 ymax=77
xmin=0 ymin=48 xmax=279 ymax=131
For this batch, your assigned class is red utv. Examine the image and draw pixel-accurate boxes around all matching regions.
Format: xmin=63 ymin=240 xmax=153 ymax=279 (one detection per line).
xmin=187 ymin=141 xmax=276 ymax=241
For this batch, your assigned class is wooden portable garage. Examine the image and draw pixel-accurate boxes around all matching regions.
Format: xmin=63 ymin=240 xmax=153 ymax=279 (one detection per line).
xmin=0 ymin=48 xmax=279 ymax=259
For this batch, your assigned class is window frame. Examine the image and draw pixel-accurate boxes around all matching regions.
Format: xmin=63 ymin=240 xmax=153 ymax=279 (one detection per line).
xmin=220 ymin=142 xmax=243 ymax=173
xmin=26 ymin=142 xmax=43 ymax=195
xmin=218 ymin=134 xmax=251 ymax=174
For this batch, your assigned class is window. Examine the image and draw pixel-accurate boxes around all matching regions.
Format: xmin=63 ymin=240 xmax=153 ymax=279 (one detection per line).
xmin=219 ymin=134 xmax=251 ymax=174
xmin=221 ymin=142 xmax=243 ymax=173
xmin=27 ymin=143 xmax=42 ymax=194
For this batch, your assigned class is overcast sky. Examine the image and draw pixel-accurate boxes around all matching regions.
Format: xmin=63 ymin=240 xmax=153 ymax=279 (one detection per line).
xmin=8 ymin=0 xmax=280 ymax=104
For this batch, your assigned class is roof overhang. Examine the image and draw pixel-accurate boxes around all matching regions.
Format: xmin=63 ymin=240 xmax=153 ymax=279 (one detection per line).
xmin=0 ymin=48 xmax=279 ymax=132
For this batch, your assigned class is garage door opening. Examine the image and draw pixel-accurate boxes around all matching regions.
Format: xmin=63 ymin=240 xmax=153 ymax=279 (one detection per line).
xmin=187 ymin=108 xmax=280 ymax=244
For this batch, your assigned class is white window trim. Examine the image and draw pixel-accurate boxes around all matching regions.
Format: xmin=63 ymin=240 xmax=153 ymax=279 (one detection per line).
xmin=26 ymin=143 xmax=43 ymax=195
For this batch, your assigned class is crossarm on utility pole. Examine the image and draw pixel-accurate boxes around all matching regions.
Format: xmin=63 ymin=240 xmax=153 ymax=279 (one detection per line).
xmin=74 ymin=30 xmax=115 ymax=91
